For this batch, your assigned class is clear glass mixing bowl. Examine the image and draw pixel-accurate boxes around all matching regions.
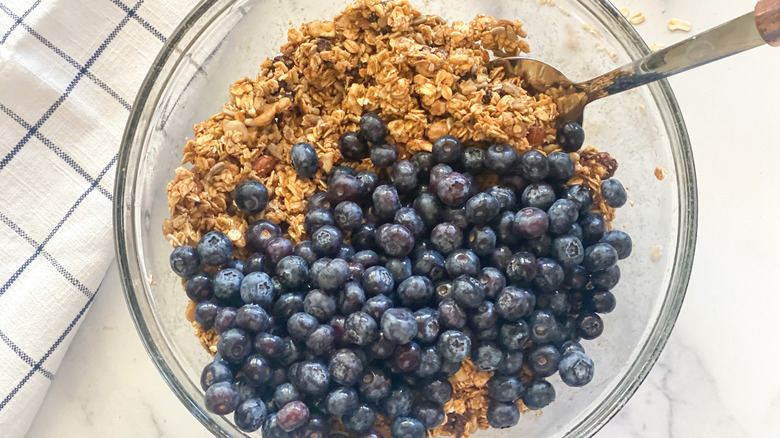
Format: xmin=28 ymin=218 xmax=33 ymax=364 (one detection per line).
xmin=115 ymin=0 xmax=698 ymax=436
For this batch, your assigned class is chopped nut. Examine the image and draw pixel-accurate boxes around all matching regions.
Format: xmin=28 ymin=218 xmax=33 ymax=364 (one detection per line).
xmin=654 ymin=167 xmax=666 ymax=180
xmin=668 ymin=18 xmax=691 ymax=32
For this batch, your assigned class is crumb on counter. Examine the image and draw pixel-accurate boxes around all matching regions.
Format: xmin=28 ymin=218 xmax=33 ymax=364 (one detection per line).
xmin=650 ymin=245 xmax=662 ymax=262
xmin=668 ymin=18 xmax=691 ymax=32
xmin=654 ymin=167 xmax=665 ymax=180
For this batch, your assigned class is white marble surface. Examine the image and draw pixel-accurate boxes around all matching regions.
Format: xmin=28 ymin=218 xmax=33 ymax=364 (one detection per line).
xmin=26 ymin=0 xmax=780 ymax=436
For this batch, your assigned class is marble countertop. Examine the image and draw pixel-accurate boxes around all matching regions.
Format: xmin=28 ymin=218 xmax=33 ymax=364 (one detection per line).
xmin=25 ymin=0 xmax=780 ymax=436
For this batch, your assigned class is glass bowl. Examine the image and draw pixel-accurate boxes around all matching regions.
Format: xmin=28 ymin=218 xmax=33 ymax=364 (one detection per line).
xmin=115 ymin=0 xmax=697 ymax=436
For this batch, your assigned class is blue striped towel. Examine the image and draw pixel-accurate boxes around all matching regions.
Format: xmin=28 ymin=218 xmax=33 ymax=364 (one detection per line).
xmin=0 ymin=0 xmax=196 ymax=435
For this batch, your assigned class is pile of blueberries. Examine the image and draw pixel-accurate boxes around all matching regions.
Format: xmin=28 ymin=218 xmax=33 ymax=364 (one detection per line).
xmin=169 ymin=113 xmax=631 ymax=438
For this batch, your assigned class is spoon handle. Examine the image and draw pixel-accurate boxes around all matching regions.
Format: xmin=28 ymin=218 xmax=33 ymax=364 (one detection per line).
xmin=584 ymin=0 xmax=778 ymax=100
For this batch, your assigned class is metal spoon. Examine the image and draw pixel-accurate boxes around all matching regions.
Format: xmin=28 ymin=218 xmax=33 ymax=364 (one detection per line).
xmin=489 ymin=0 xmax=780 ymax=123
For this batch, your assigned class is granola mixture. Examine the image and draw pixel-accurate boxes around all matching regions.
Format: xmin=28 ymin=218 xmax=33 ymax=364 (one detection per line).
xmin=166 ymin=0 xmax=619 ymax=436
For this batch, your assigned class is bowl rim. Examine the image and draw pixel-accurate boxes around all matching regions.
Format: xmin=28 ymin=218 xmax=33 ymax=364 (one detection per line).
xmin=114 ymin=0 xmax=698 ymax=436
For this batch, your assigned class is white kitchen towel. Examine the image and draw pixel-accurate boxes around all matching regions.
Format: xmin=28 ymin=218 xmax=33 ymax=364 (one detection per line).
xmin=0 ymin=0 xmax=198 ymax=435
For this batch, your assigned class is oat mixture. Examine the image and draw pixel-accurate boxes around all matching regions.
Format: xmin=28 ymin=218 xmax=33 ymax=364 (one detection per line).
xmin=166 ymin=0 xmax=619 ymax=436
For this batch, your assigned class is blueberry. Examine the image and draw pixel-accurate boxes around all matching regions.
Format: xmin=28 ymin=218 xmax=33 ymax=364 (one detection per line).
xmin=246 ymin=220 xmax=282 ymax=252
xmin=576 ymin=312 xmax=604 ymax=339
xmin=414 ymin=345 xmax=442 ymax=378
xmin=326 ymin=387 xmax=359 ymax=416
xmin=367 ymin=334 xmax=396 ymax=360
xmin=339 ymin=131 xmax=369 ymax=161
xmin=197 ymin=231 xmax=233 ymax=266
xmin=397 ymin=275 xmax=434 ymax=307
xmin=499 ymin=321 xmax=531 ymax=351
xmin=529 ymin=344 xmax=561 ymax=377
xmin=443 ymin=206 xmax=469 ymax=230
xmin=297 ymin=361 xmax=330 ymax=395
xmin=560 ymin=340 xmax=585 ymax=356
xmin=411 ymin=151 xmax=435 ymax=178
xmin=451 ymin=275 xmax=485 ymax=309
xmin=382 ymin=384 xmax=414 ymax=419
xmin=586 ymin=288 xmax=617 ymax=314
xmin=557 ymin=120 xmax=584 ymax=151
xmin=444 ymin=249 xmax=480 ymax=278
xmin=358 ymin=367 xmax=392 ymax=402
xmin=548 ymin=199 xmax=579 ymax=234
xmin=550 ymin=236 xmax=585 ymax=269
xmin=486 ymin=401 xmax=520 ymax=429
xmin=234 ymin=398 xmax=267 ymax=432
xmin=372 ymin=185 xmax=401 ymax=221
xmin=523 ymin=380 xmax=556 ymax=410
xmin=274 ymin=256 xmax=307 ymax=291
xmin=336 ymin=244 xmax=356 ymax=263
xmin=390 ymin=417 xmax=425 ymax=438
xmin=413 ymin=192 xmax=444 ymax=227
xmin=490 ymin=246 xmax=513 ymax=271
xmin=519 ymin=150 xmax=549 ymax=182
xmin=495 ymin=286 xmax=535 ymax=321
xmin=438 ymin=299 xmax=466 ymax=330
xmin=514 ymin=207 xmax=549 ymax=239
xmin=370 ymin=144 xmax=398 ymax=167
xmin=287 ymin=312 xmax=318 ymax=341
xmin=505 ymin=252 xmax=536 ymax=286
xmin=475 ymin=269 xmax=503 ymax=301
xmin=487 ymin=374 xmax=523 ymax=402
xmin=254 ymin=333 xmax=284 ymax=358
xmin=601 ymin=178 xmax=627 ymax=207
xmin=534 ymin=257 xmax=564 ymax=292
xmin=391 ymin=341 xmax=423 ymax=374
xmin=170 ymin=245 xmax=201 ymax=278
xmin=274 ymin=293 xmax=304 ymax=321
xmin=473 ymin=342 xmax=503 ymax=372
xmin=583 ymin=243 xmax=619 ymax=272
xmin=559 ymin=350 xmax=595 ymax=387
xmin=412 ymin=401 xmax=445 ymax=430
xmin=563 ymin=265 xmax=588 ymax=291
xmin=385 ymin=257 xmax=413 ymax=284
xmin=194 ymin=301 xmax=220 ymax=328
xmin=493 ymin=211 xmax=519 ymax=247
xmin=277 ymin=339 xmax=304 ymax=367
xmin=362 ymin=265 xmax=395 ymax=296
xmin=437 ymin=330 xmax=471 ymax=362
xmin=600 ymin=230 xmax=632 ymax=259
xmin=235 ymin=304 xmax=271 ymax=333
xmin=240 ymin=272 xmax=275 ymax=307
xmin=411 ymin=308 xmax=439 ymax=344
xmin=468 ymin=226 xmax=497 ymax=257
xmin=290 ymin=142 xmax=319 ymax=178
xmin=565 ymin=184 xmax=594 ymax=214
xmin=591 ymin=265 xmax=620 ymax=290
xmin=205 ymin=381 xmax=240 ymax=415
xmin=580 ymin=213 xmax=607 ymax=245
xmin=521 ymin=183 xmax=556 ymax=210
xmin=497 ymin=350 xmax=524 ymax=376
xmin=217 ymin=328 xmax=251 ymax=363
xmin=308 ymin=258 xmax=330 ymax=288
xmin=305 ymin=192 xmax=331 ymax=213
xmin=277 ymin=401 xmax=310 ymax=432
xmin=345 ymin=404 xmax=379 ymax=434
xmin=317 ymin=258 xmax=350 ymax=292
xmin=459 ymin=147 xmax=484 ymax=174
xmin=526 ymin=234 xmax=553 ymax=257
xmin=360 ymin=113 xmax=388 ymax=144
xmin=466 ymin=301 xmax=497 ymax=331
xmin=328 ymin=173 xmax=365 ymax=204
xmin=243 ymin=252 xmax=269 ymax=275
xmin=412 ymin=250 xmax=447 ymax=281
xmin=332 ymin=201 xmax=363 ymax=232
xmin=464 ymin=193 xmax=500 ymax=225
xmin=435 ymin=172 xmax=472 ymax=207
xmin=353 ymin=250 xmax=381 ymax=268
xmin=376 ymin=224 xmax=415 ymax=258
xmin=328 ymin=348 xmax=365 ymax=386
xmin=339 ymin=282 xmax=367 ymax=314
xmin=200 ymin=359 xmax=233 ymax=390
xmin=357 ymin=170 xmax=379 ymax=195
xmin=263 ymin=414 xmax=293 ymax=438
xmin=564 ymin=222 xmax=584 ymax=241
xmin=544 ymin=151 xmax=574 ymax=182
xmin=328 ymin=165 xmax=357 ymax=183
xmin=213 ymin=306 xmax=237 ymax=333
xmin=305 ymin=210 xmax=336 ymax=238
xmin=363 ymin=294 xmax=394 ymax=324
xmin=186 ymin=274 xmax=213 ymax=302
xmin=528 ymin=310 xmax=560 ymax=344
xmin=430 ymin=223 xmax=463 ymax=255
xmin=305 ymin=324 xmax=336 ymax=355
xmin=241 ymin=354 xmax=272 ymax=385
xmin=297 ymin=414 xmax=328 ymax=438
xmin=266 ymin=237 xmax=294 ymax=265
xmin=329 ymin=315 xmax=349 ymax=348
xmin=536 ymin=290 xmax=570 ymax=316
xmin=394 ymin=208 xmax=426 ymax=239
xmin=345 ymin=311 xmax=379 ymax=345
xmin=483 ymin=143 xmax=519 ymax=174
xmin=392 ymin=160 xmax=419 ymax=192
xmin=273 ymin=383 xmax=302 ymax=410
xmin=311 ymin=225 xmax=343 ymax=256
xmin=380 ymin=308 xmax=418 ymax=344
